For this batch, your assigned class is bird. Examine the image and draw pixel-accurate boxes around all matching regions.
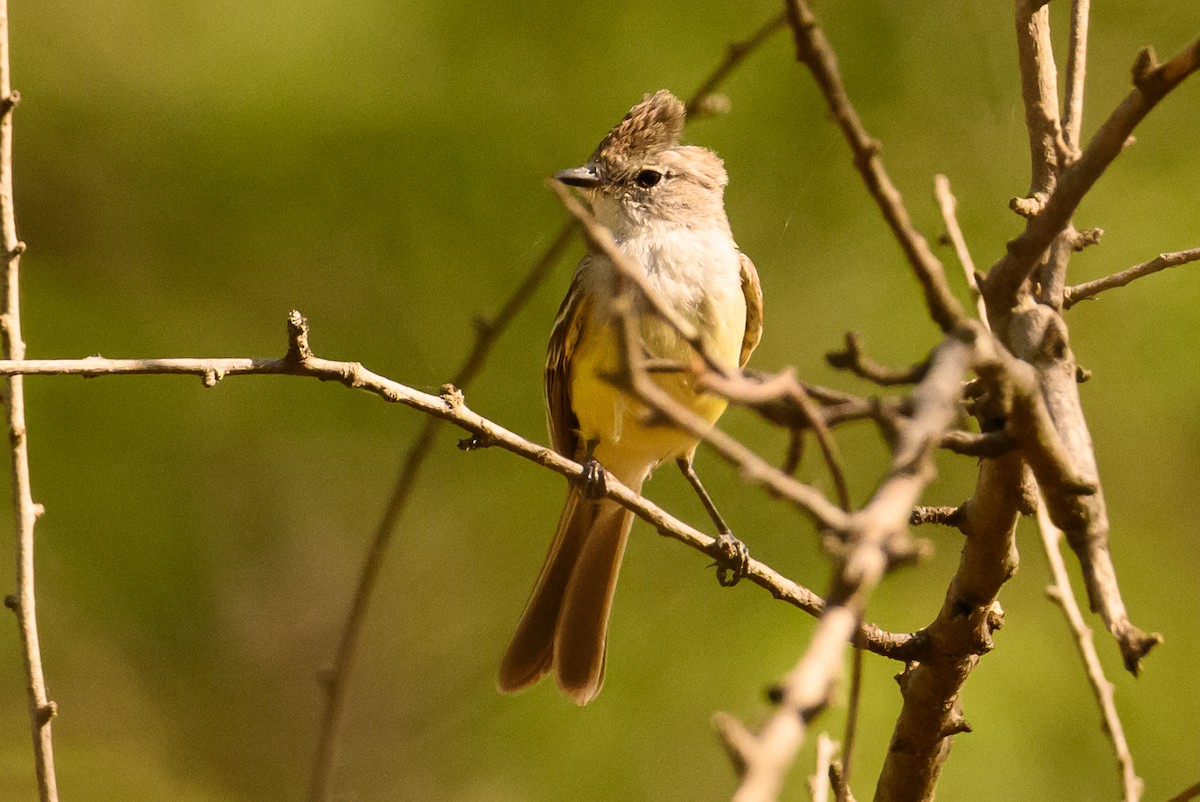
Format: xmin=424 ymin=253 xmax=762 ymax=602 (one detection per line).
xmin=498 ymin=89 xmax=763 ymax=705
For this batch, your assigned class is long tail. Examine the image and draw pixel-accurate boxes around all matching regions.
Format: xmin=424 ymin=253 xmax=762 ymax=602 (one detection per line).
xmin=499 ymin=481 xmax=639 ymax=705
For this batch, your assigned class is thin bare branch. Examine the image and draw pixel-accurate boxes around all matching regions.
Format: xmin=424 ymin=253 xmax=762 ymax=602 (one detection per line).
xmin=1063 ymin=247 xmax=1200 ymax=308
xmin=1167 ymin=782 xmax=1200 ymax=802
xmin=307 ymin=221 xmax=574 ymax=801
xmin=1063 ymin=0 xmax=1092 ymax=156
xmin=0 ymin=327 xmax=919 ymax=662
xmin=1036 ymin=491 xmax=1142 ymax=802
xmin=0 ymin=4 xmax=57 ymax=797
xmin=934 ymin=174 xmax=988 ymax=326
xmin=983 ymin=35 xmax=1200 ymax=307
xmin=685 ymin=11 xmax=787 ymax=119
xmin=1013 ymin=0 xmax=1066 ymax=206
xmin=810 ymin=733 xmax=838 ymax=802
xmin=783 ymin=0 xmax=966 ymax=333
xmin=826 ymin=333 xmax=929 ymax=387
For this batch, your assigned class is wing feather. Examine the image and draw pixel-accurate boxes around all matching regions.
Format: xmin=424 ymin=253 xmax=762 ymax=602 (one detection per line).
xmin=545 ymin=260 xmax=591 ymax=459
xmin=738 ymin=251 xmax=764 ymax=367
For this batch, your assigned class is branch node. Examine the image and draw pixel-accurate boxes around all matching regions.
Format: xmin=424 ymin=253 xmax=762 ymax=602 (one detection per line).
xmin=909 ymin=505 xmax=963 ymax=529
xmin=1131 ymin=46 xmax=1161 ymax=91
xmin=1072 ymin=227 xmax=1104 ymax=251
xmin=1076 ymin=366 xmax=1092 ymax=384
xmin=1117 ymin=623 xmax=1163 ymax=676
xmin=36 ymin=702 xmax=58 ymax=725
xmin=457 ymin=432 xmax=494 ymax=451
xmin=439 ymin=384 xmax=464 ymax=409
xmin=1009 ymin=193 xmax=1047 ymax=218
xmin=32 ymin=502 xmax=45 ymax=519
xmin=938 ymin=716 xmax=973 ymax=738
xmin=285 ymin=310 xmax=313 ymax=364
xmin=201 ymin=368 xmax=224 ymax=388
xmin=0 ymin=89 xmax=19 ymax=112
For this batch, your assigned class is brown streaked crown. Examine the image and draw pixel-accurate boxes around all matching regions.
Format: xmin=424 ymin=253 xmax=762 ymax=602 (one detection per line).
xmin=592 ymin=90 xmax=686 ymax=167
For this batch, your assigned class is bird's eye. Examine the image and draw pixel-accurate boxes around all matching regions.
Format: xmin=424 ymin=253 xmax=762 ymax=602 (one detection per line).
xmin=635 ymin=169 xmax=663 ymax=188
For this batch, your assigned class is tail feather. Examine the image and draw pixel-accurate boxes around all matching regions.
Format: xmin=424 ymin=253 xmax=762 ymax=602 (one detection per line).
xmin=499 ymin=488 xmax=598 ymax=693
xmin=499 ymin=475 xmax=643 ymax=704
xmin=554 ymin=501 xmax=634 ymax=704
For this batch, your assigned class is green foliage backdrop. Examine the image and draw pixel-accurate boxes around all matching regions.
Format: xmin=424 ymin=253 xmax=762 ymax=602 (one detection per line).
xmin=0 ymin=1 xmax=1197 ymax=798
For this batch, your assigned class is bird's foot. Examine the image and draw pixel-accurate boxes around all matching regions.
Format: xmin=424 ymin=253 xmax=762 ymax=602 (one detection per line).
xmin=578 ymin=458 xmax=608 ymax=500
xmin=712 ymin=531 xmax=750 ymax=587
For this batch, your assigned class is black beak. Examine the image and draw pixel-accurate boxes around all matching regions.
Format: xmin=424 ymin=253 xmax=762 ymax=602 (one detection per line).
xmin=554 ymin=164 xmax=602 ymax=188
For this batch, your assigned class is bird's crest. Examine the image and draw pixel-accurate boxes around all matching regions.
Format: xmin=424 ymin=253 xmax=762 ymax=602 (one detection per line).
xmin=593 ymin=90 xmax=686 ymax=165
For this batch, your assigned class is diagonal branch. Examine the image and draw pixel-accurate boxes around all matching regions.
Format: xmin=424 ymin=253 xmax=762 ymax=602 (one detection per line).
xmin=1036 ymin=491 xmax=1142 ymax=802
xmin=1063 ymin=247 xmax=1200 ymax=308
xmin=783 ymin=0 xmax=966 ymax=333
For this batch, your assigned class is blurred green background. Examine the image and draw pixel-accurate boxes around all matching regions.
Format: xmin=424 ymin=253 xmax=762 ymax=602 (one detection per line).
xmin=0 ymin=1 xmax=1197 ymax=799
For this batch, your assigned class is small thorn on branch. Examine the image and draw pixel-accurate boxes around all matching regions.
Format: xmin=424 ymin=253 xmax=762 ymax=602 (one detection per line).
xmin=202 ymin=368 xmax=224 ymax=387
xmin=3 ymin=594 xmax=16 ymax=611
xmin=0 ymin=90 xmax=20 ymax=112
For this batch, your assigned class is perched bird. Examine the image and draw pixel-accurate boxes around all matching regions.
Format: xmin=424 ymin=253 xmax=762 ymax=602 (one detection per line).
xmin=499 ymin=90 xmax=763 ymax=704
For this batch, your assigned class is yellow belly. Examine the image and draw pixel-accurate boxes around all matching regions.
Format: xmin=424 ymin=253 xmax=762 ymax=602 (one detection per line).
xmin=569 ymin=303 xmax=743 ymax=480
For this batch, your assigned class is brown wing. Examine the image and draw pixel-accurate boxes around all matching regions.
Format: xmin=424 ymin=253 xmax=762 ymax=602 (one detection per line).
xmin=738 ymin=251 xmax=764 ymax=367
xmin=545 ymin=259 xmax=591 ymax=459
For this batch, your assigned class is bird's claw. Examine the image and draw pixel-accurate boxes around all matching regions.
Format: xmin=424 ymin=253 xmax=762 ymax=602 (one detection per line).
xmin=713 ymin=532 xmax=750 ymax=587
xmin=579 ymin=458 xmax=608 ymax=500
